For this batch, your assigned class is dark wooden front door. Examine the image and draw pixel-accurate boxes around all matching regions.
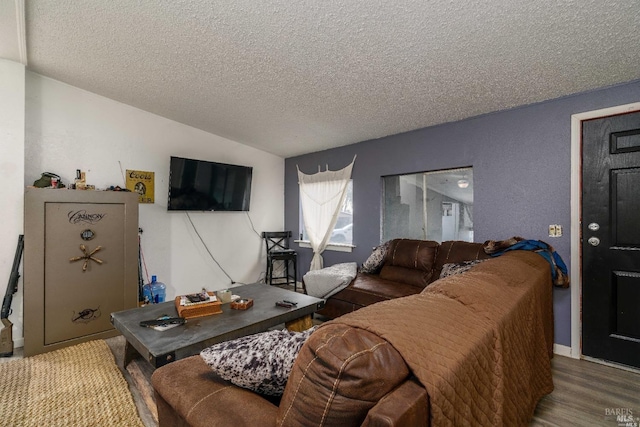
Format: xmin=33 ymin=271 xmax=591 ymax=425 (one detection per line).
xmin=582 ymin=110 xmax=640 ymax=369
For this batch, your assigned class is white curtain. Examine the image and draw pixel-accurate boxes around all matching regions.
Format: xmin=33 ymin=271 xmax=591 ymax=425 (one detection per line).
xmin=298 ymin=157 xmax=355 ymax=271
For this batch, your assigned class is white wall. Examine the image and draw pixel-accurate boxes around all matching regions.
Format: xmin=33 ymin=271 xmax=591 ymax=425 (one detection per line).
xmin=23 ymin=72 xmax=284 ymax=334
xmin=0 ymin=59 xmax=26 ymax=348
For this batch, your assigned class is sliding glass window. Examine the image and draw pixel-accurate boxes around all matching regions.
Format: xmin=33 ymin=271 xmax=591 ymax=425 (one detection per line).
xmin=382 ymin=167 xmax=473 ymax=243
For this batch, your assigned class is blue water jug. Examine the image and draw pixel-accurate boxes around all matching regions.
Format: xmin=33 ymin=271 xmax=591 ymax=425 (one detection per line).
xmin=143 ymin=275 xmax=166 ymax=304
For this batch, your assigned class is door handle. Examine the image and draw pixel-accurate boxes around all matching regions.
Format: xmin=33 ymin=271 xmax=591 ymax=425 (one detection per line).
xmin=588 ymin=236 xmax=600 ymax=246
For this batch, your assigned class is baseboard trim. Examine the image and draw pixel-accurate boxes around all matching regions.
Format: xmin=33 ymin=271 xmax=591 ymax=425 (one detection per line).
xmin=582 ymin=355 xmax=640 ymax=374
xmin=553 ymin=343 xmax=572 ymax=358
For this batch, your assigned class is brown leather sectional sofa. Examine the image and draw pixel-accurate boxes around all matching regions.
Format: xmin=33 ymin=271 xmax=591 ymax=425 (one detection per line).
xmin=152 ymin=322 xmax=429 ymax=427
xmin=317 ymin=238 xmax=491 ymax=319
xmin=151 ymin=240 xmax=555 ymax=426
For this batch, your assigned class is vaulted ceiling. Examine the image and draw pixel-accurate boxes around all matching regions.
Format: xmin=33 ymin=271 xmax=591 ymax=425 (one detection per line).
xmin=2 ymin=1 xmax=639 ymax=157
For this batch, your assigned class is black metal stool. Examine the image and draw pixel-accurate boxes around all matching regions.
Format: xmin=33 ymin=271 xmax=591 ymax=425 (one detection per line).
xmin=262 ymin=231 xmax=298 ymax=291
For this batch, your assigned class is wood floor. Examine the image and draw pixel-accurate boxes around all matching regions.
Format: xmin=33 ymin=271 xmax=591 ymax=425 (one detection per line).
xmin=104 ymin=333 xmax=640 ymax=427
xmin=531 ymin=356 xmax=640 ymax=426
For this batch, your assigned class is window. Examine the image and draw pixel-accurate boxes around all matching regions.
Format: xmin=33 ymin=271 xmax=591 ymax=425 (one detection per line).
xmin=382 ymin=168 xmax=473 ymax=242
xmin=299 ymin=180 xmax=353 ymax=246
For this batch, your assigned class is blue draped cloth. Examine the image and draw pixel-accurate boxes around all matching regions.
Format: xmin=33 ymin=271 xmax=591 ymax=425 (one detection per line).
xmin=488 ymin=239 xmax=569 ymax=288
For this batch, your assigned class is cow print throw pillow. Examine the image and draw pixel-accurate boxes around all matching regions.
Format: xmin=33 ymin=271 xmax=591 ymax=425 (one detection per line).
xmin=359 ymin=240 xmax=391 ymax=274
xmin=439 ymin=259 xmax=487 ymax=279
xmin=200 ymin=326 xmax=317 ymax=396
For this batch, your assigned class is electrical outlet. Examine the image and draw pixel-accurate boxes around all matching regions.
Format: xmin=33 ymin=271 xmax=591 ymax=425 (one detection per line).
xmin=548 ymin=224 xmax=562 ymax=237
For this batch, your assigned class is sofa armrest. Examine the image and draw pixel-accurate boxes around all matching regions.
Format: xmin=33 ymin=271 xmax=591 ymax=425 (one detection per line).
xmin=362 ymin=377 xmax=429 ymax=427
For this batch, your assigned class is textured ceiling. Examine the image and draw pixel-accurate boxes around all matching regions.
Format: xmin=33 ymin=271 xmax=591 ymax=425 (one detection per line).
xmin=5 ymin=0 xmax=640 ymax=157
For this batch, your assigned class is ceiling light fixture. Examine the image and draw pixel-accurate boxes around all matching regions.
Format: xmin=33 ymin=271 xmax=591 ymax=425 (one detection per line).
xmin=457 ymin=179 xmax=469 ymax=189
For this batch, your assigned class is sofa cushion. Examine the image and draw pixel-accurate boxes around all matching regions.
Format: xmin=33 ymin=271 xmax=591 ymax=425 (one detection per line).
xmin=200 ymin=327 xmax=317 ymax=396
xmin=378 ymin=239 xmax=438 ymax=287
xmin=379 ymin=265 xmax=433 ymax=288
xmin=385 ymin=239 xmax=439 ymax=271
xmin=276 ymin=323 xmax=410 ymax=426
xmin=336 ymin=273 xmax=424 ymax=305
xmin=151 ymin=355 xmax=279 ymax=427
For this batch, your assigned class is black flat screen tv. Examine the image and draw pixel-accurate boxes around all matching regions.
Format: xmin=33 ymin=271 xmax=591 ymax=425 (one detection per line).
xmin=168 ymin=156 xmax=252 ymax=211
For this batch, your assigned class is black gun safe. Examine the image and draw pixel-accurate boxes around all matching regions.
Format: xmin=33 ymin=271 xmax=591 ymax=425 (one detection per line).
xmin=24 ymin=188 xmax=139 ymax=356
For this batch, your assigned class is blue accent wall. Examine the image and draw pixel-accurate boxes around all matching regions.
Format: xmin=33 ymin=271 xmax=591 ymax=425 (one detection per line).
xmin=285 ymin=79 xmax=640 ymax=346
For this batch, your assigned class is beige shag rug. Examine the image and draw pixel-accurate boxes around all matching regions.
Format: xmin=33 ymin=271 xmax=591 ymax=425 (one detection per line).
xmin=0 ymin=340 xmax=144 ymax=427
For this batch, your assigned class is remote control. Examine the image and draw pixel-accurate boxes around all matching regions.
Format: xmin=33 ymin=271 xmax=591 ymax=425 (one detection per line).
xmin=275 ymin=301 xmax=293 ymax=308
xmin=139 ymin=317 xmax=186 ymax=328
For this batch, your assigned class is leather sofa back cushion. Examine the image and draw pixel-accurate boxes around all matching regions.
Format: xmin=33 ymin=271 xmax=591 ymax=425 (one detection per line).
xmin=276 ymin=324 xmax=409 ymax=426
xmin=378 ymin=239 xmax=438 ymax=287
xmin=385 ymin=239 xmax=439 ymax=270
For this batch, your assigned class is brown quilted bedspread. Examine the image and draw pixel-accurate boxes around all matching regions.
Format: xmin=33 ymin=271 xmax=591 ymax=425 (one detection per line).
xmin=331 ymin=251 xmax=555 ymax=426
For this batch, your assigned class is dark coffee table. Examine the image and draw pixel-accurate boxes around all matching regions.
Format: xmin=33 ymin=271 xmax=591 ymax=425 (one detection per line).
xmin=110 ymin=283 xmax=324 ymax=368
